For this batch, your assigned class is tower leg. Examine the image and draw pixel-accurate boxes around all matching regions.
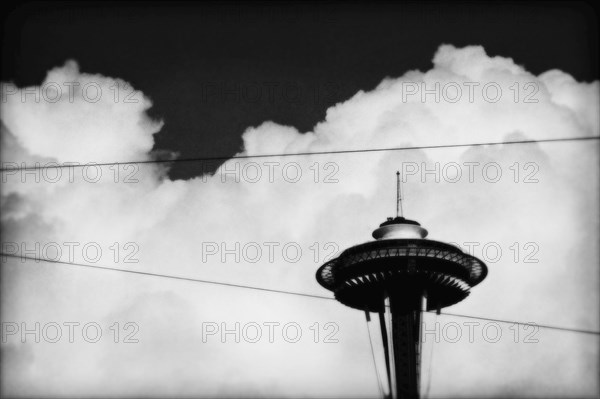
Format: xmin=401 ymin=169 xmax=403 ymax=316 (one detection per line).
xmin=378 ymin=310 xmax=393 ymax=398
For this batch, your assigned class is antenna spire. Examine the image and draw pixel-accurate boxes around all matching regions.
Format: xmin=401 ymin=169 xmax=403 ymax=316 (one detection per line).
xmin=396 ymin=171 xmax=404 ymax=218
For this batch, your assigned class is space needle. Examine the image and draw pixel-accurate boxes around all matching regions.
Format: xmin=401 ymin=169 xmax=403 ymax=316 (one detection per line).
xmin=316 ymin=172 xmax=488 ymax=399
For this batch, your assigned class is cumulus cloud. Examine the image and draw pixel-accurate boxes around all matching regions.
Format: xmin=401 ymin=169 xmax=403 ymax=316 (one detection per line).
xmin=1 ymin=45 xmax=598 ymax=397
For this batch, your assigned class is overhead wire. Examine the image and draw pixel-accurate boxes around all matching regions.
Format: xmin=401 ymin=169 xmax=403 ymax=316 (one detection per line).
xmin=0 ymin=135 xmax=598 ymax=172
xmin=2 ymin=253 xmax=599 ymax=336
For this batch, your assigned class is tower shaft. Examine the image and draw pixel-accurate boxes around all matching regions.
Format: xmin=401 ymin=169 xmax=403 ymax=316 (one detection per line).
xmin=380 ymin=291 xmax=423 ymax=399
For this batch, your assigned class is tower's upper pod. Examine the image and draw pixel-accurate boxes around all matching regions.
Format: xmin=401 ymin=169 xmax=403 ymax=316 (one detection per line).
xmin=372 ymin=216 xmax=428 ymax=239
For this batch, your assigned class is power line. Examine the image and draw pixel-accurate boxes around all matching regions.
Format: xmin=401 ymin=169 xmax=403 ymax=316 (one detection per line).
xmin=0 ymin=253 xmax=331 ymax=301
xmin=2 ymin=252 xmax=599 ymax=336
xmin=1 ymin=135 xmax=598 ymax=172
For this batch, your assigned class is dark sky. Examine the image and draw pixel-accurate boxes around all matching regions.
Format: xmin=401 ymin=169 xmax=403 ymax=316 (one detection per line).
xmin=2 ymin=1 xmax=597 ymax=179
